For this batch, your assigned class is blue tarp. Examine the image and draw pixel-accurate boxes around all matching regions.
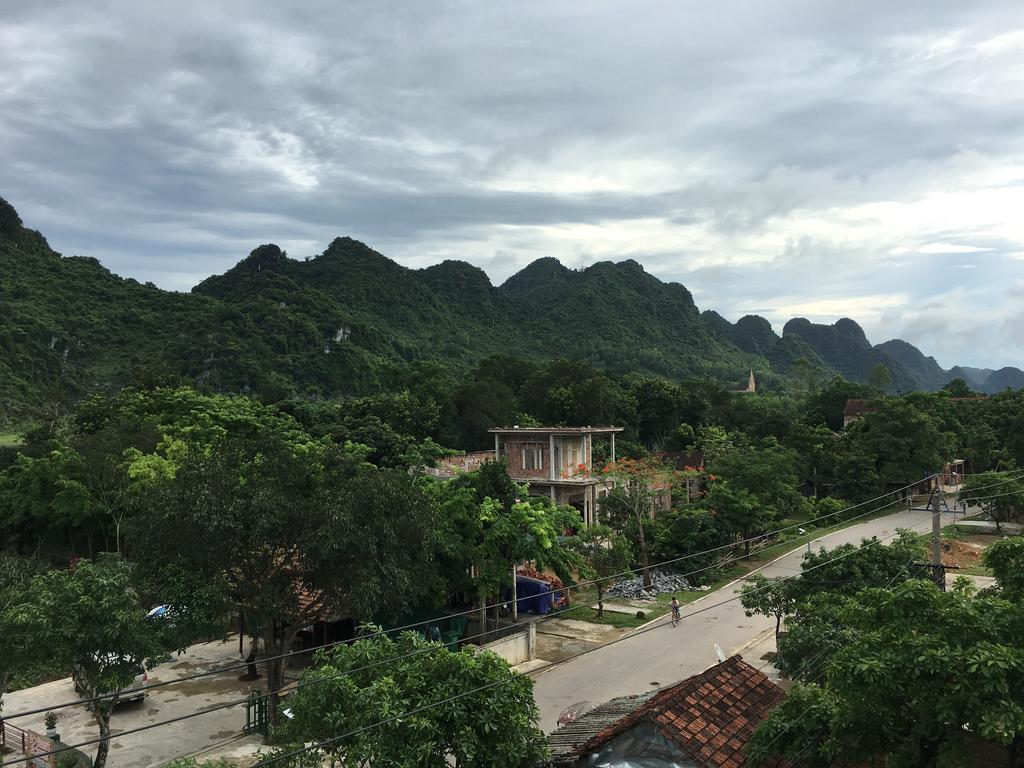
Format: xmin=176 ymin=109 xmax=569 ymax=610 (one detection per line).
xmin=516 ymin=574 xmax=554 ymax=615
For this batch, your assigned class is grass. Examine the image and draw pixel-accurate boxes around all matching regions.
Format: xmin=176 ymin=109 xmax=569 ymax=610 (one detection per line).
xmin=0 ymin=431 xmax=25 ymax=447
xmin=561 ymin=503 xmax=909 ymax=629
xmin=557 ymin=605 xmax=650 ymax=629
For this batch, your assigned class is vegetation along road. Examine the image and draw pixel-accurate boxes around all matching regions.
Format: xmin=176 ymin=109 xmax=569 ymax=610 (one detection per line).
xmin=533 ymin=505 xmax=957 ymax=733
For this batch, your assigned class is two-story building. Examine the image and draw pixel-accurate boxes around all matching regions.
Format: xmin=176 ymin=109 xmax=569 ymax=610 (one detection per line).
xmin=488 ymin=425 xmax=623 ymax=526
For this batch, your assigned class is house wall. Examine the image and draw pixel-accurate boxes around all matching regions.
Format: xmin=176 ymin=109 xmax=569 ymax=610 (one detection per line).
xmin=499 ymin=438 xmax=551 ymax=480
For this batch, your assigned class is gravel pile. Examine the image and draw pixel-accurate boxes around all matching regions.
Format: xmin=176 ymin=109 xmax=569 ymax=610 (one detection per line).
xmin=605 ymin=569 xmax=709 ymax=601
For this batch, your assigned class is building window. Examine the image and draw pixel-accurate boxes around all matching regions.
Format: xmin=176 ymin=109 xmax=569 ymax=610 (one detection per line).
xmin=522 ymin=446 xmax=543 ymax=470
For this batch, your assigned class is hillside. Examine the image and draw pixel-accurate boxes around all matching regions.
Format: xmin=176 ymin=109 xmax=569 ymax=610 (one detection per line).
xmin=2 ymin=196 xmax=1020 ymax=418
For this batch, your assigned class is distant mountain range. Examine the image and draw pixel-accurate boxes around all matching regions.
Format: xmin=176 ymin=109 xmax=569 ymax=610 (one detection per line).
xmin=1 ymin=196 xmax=1020 ymax=419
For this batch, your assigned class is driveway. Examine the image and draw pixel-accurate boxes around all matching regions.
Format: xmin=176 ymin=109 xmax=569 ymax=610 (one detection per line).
xmin=2 ymin=638 xmax=262 ymax=768
xmin=533 ymin=506 xmax=956 ymax=733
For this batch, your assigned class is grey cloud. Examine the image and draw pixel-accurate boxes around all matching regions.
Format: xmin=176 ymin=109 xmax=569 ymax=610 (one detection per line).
xmin=2 ymin=0 xmax=1024 ymax=367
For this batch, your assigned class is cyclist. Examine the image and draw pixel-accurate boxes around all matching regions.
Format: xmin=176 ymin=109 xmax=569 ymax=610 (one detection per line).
xmin=670 ymin=596 xmax=681 ymax=627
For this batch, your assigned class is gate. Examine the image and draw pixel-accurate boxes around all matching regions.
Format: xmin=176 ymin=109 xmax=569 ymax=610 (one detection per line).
xmin=244 ymin=690 xmax=268 ymax=735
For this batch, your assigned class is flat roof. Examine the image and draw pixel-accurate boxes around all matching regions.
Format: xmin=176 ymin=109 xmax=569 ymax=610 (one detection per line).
xmin=488 ymin=426 xmax=624 ymax=435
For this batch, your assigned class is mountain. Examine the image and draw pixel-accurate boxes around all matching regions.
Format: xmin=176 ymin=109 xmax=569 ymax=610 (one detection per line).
xmin=781 ymin=318 xmax=920 ymax=392
xmin=1 ymin=196 xmax=1019 ymax=418
xmin=982 ymin=366 xmax=1024 ymax=393
xmin=874 ymin=339 xmax=952 ymax=391
xmin=947 ymin=366 xmax=994 ymax=390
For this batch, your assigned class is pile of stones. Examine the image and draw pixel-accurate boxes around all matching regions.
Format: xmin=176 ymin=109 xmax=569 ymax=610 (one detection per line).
xmin=605 ymin=569 xmax=708 ymax=601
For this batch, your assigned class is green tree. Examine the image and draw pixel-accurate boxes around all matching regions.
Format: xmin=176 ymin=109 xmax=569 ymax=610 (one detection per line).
xmin=277 ymin=631 xmax=548 ymax=767
xmin=0 ymin=554 xmax=42 ymax=712
xmin=942 ymin=377 xmax=975 ymax=398
xmin=868 ymin=362 xmax=892 ymax=393
xmin=567 ymin=524 xmax=632 ymax=617
xmin=983 ymin=536 xmax=1024 ymax=600
xmin=29 ymin=555 xmax=178 ymax=768
xmin=960 ymin=471 xmax=1024 ymax=532
xmin=846 ymin=398 xmax=953 ymax=488
xmin=133 ymin=435 xmax=439 ymax=727
xmin=599 ymin=458 xmax=678 ymax=587
xmin=756 ymin=581 xmax=1024 ymax=767
xmin=738 ymin=574 xmax=796 ymax=638
xmin=704 ymin=479 xmax=773 ymax=555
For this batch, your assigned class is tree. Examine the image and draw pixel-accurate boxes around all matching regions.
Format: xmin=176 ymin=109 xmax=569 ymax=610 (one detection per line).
xmin=983 ymin=536 xmax=1024 ymax=600
xmin=942 ymin=377 xmax=975 ymax=398
xmin=0 ymin=554 xmax=42 ymax=713
xmin=790 ymin=529 xmax=924 ymax=602
xmin=599 ymin=458 xmax=679 ymax=587
xmin=869 ymin=362 xmax=892 ymax=393
xmin=29 ymin=555 xmax=178 ymax=768
xmin=754 ymin=580 xmax=1024 ymax=768
xmin=846 ymin=398 xmax=954 ymax=488
xmin=960 ymin=471 xmax=1024 ymax=532
xmin=433 ymin=461 xmax=583 ymax=633
xmin=132 ymin=434 xmax=439 ymax=727
xmin=704 ymin=480 xmax=773 ymax=555
xmin=739 ymin=574 xmax=796 ymax=638
xmin=277 ymin=630 xmax=548 ymax=767
xmin=567 ymin=524 xmax=632 ymax=617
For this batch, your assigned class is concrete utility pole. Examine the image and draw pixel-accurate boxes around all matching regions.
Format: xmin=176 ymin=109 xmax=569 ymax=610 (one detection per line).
xmin=931 ymin=489 xmax=942 ymax=570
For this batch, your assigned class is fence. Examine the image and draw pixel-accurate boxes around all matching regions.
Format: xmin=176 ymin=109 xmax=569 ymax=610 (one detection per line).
xmin=0 ymin=719 xmax=28 ymax=755
xmin=476 ymin=621 xmax=536 ymax=666
xmin=0 ymin=721 xmax=56 ymax=768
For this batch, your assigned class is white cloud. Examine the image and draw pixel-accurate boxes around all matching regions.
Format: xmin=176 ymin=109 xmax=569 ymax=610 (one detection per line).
xmin=2 ymin=0 xmax=1024 ymax=368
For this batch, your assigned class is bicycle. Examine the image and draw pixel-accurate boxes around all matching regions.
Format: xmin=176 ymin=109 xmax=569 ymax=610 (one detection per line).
xmin=671 ymin=605 xmax=681 ymax=627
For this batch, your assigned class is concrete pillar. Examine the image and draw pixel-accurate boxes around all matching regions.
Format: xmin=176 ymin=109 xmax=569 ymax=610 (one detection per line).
xmin=494 ymin=433 xmax=500 ymax=461
xmin=526 ymin=622 xmax=537 ymax=661
xmin=549 ymin=434 xmax=555 ymax=480
xmin=549 ymin=485 xmax=556 ymax=502
xmin=611 ymin=432 xmax=616 ymax=463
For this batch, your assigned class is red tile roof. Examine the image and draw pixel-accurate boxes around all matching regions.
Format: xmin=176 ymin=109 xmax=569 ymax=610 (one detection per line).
xmin=568 ymin=656 xmax=791 ymax=768
xmin=842 ymin=398 xmax=870 ymax=419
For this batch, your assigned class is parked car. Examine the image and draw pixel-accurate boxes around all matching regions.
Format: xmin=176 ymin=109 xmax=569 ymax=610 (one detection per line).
xmin=72 ymin=655 xmax=148 ymax=704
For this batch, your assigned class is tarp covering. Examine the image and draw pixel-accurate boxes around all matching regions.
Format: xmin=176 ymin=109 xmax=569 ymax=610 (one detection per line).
xmin=516 ymin=574 xmax=555 ymax=615
xmin=581 ymin=722 xmax=695 ymax=768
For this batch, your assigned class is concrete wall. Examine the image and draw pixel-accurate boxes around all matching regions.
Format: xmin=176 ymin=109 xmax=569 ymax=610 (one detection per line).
xmin=476 ymin=622 xmax=536 ymax=667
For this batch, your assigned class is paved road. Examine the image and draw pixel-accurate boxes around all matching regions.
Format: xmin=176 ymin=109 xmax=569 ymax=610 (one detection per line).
xmin=533 ymin=506 xmax=956 ymax=732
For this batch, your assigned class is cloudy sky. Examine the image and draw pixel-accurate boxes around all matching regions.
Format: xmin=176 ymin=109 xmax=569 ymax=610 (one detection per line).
xmin=3 ymin=1 xmax=1024 ymax=368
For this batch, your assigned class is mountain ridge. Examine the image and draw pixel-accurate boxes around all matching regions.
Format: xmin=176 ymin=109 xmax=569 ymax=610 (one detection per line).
xmin=1 ymin=196 xmax=1019 ymax=418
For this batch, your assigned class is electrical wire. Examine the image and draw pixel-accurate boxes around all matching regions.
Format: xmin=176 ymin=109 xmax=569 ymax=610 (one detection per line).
xmin=240 ymin=517 xmax=940 ymax=768
xmin=2 ymin=478 xmax=931 ymax=722
xmin=3 ymin=514 xmax=935 ymax=768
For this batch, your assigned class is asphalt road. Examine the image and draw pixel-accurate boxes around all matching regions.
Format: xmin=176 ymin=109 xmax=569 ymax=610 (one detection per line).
xmin=533 ymin=506 xmax=957 ymax=733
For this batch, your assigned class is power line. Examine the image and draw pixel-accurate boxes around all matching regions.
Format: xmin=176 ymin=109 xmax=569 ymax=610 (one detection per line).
xmin=240 ymin=517 xmax=939 ymax=768
xmin=2 ymin=480 xmax=928 ymax=722
xmin=4 ymin=513 xmax=934 ymax=768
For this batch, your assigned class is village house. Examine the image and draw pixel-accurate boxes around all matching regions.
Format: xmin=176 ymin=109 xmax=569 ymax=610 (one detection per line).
xmin=487 ymin=425 xmax=624 ymax=526
xmin=547 ymin=655 xmax=791 ymax=767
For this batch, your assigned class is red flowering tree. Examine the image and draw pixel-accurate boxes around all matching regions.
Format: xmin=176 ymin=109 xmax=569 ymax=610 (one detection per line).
xmin=597 ymin=458 xmax=691 ymax=587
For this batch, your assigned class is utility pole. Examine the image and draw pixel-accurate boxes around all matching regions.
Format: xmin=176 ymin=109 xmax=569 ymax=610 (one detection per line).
xmin=928 ymin=485 xmax=949 ymax=591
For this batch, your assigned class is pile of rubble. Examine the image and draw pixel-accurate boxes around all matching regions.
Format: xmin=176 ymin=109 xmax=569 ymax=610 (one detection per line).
xmin=605 ymin=569 xmax=709 ymax=601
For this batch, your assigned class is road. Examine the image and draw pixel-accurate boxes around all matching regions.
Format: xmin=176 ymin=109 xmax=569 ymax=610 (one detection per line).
xmin=533 ymin=506 xmax=956 ymax=732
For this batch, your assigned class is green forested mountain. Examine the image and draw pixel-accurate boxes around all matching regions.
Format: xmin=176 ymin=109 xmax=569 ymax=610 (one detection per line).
xmin=874 ymin=338 xmax=952 ymax=391
xmin=1 ymin=196 xmax=1020 ymax=420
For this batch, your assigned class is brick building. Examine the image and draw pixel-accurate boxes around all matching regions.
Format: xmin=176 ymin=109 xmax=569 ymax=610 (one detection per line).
xmin=488 ymin=425 xmax=623 ymax=526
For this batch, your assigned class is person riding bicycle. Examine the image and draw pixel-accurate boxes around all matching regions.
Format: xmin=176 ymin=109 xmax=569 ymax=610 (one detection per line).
xmin=670 ymin=596 xmax=681 ymax=625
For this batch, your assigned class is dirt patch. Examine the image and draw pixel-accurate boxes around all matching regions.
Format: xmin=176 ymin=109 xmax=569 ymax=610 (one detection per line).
xmin=940 ymin=538 xmax=987 ymax=568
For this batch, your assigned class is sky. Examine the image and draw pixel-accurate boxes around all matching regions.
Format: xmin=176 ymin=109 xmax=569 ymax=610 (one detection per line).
xmin=2 ymin=1 xmax=1024 ymax=369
